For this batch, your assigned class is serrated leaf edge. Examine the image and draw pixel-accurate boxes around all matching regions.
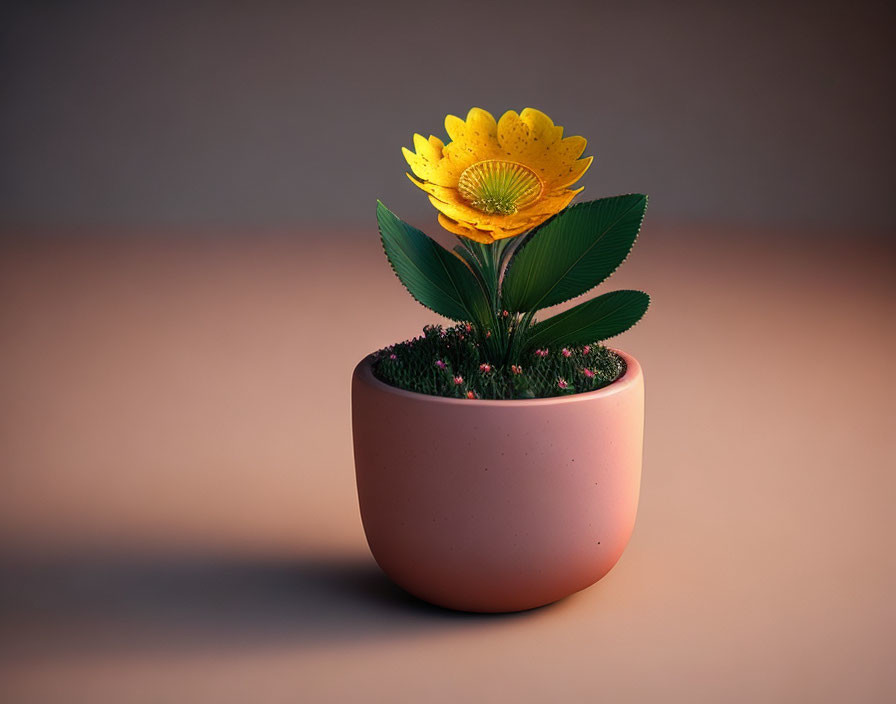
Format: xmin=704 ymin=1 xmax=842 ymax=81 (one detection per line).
xmin=376 ymin=200 xmax=487 ymax=322
xmin=527 ymin=290 xmax=651 ymax=348
xmin=503 ymin=194 xmax=649 ymax=312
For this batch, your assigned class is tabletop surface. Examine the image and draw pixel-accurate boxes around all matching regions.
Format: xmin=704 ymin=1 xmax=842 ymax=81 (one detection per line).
xmin=1 ymin=226 xmax=893 ymax=703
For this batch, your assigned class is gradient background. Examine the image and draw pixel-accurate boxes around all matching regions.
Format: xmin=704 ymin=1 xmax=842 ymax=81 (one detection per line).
xmin=1 ymin=1 xmax=894 ymax=702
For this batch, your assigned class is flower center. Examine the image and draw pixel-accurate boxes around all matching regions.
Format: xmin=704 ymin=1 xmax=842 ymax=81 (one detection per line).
xmin=458 ymin=160 xmax=542 ymax=215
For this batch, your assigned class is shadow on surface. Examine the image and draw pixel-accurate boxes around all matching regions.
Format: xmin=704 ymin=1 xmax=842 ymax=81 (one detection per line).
xmin=0 ymin=553 xmax=547 ymax=660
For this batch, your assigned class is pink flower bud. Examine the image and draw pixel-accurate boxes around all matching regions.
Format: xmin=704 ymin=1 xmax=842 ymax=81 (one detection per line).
xmin=479 ymin=363 xmax=491 ymax=373
xmin=454 ymin=375 xmax=464 ymax=385
xmin=582 ymin=368 xmax=594 ymax=378
xmin=562 ymin=348 xmax=571 ymax=358
xmin=435 ymin=359 xmax=446 ymax=369
xmin=582 ymin=345 xmax=591 ymax=354
xmin=557 ymin=378 xmax=569 ymax=389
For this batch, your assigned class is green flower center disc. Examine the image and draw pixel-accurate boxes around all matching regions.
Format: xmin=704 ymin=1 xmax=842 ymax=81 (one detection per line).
xmin=458 ymin=160 xmax=543 ymax=215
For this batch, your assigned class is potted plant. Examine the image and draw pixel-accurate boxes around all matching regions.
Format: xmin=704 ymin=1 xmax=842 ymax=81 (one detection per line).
xmin=352 ymin=108 xmax=649 ymax=613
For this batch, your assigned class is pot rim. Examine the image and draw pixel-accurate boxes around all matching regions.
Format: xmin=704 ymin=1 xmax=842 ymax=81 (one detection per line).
xmin=355 ymin=347 xmax=641 ymax=408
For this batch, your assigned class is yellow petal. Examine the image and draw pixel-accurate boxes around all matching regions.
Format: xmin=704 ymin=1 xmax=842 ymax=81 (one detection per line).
xmin=427 ymin=195 xmax=516 ymax=231
xmin=463 ymin=107 xmax=499 ymax=146
xmin=525 ymin=154 xmax=584 ymax=189
xmin=496 ymin=110 xmax=527 ymax=156
xmin=431 ymin=194 xmax=549 ymax=240
xmin=409 ymin=174 xmax=510 ymax=231
xmin=403 ymin=147 xmax=468 ymax=187
xmin=444 ymin=114 xmax=467 ymax=142
xmin=518 ymin=187 xmax=582 ymax=219
xmin=415 ymin=176 xmax=582 ymax=236
xmin=402 ymin=146 xmax=435 ymax=182
xmin=437 ymin=214 xmax=495 ymax=243
xmin=495 ymin=109 xmax=586 ymax=175
xmin=519 ymin=108 xmax=564 ymax=146
xmin=425 ymin=183 xmax=554 ymax=233
xmin=405 ymin=171 xmax=433 ymax=195
xmin=408 ymin=108 xmax=590 ymax=241
xmin=442 ymin=110 xmax=502 ymax=167
xmin=549 ymin=156 xmax=592 ymax=190
xmin=412 ymin=133 xmax=440 ymax=161
xmin=408 ymin=173 xmax=478 ymax=208
xmin=491 ymin=223 xmax=536 ymax=240
xmin=555 ymin=135 xmax=587 ymax=161
xmin=444 ymin=108 xmax=498 ymax=144
xmin=406 ymin=172 xmax=447 ymax=199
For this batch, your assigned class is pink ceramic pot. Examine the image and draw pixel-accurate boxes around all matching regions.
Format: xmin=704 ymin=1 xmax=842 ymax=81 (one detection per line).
xmin=351 ymin=349 xmax=644 ymax=613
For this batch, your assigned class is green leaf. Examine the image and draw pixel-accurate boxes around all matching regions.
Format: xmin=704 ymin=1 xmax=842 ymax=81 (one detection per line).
xmin=452 ymin=243 xmax=482 ymax=273
xmin=502 ymin=194 xmax=648 ymax=313
xmin=377 ymin=201 xmax=490 ymax=323
xmin=526 ymin=290 xmax=650 ymax=349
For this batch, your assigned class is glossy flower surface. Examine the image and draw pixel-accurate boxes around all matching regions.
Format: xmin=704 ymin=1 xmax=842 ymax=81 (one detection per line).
xmin=403 ymin=108 xmax=592 ymax=243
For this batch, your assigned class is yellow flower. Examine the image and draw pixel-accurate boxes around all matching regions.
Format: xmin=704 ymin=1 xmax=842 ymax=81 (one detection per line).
xmin=403 ymin=108 xmax=592 ymax=243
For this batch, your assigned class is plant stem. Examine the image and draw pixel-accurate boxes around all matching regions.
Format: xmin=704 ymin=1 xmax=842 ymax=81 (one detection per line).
xmin=460 ymin=237 xmax=522 ymax=364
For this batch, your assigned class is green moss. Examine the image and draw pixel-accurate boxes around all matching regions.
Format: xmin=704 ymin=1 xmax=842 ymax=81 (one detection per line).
xmin=372 ymin=324 xmax=625 ymax=400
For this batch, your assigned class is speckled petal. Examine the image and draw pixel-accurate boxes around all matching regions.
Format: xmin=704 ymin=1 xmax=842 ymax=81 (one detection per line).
xmin=402 ymin=146 xmax=435 ymax=182
xmin=555 ymin=135 xmax=587 ymax=161
xmin=403 ymin=148 xmax=470 ymax=188
xmin=518 ymin=187 xmax=583 ymax=219
xmin=407 ymin=172 xmax=471 ymax=206
xmin=443 ymin=112 xmax=503 ymax=166
xmin=404 ymin=107 xmax=591 ymax=242
xmin=495 ymin=110 xmax=527 ymax=157
xmin=462 ymin=108 xmax=499 ymax=148
xmin=412 ymin=133 xmax=441 ymax=161
xmin=519 ymin=108 xmax=564 ymax=146
xmin=495 ymin=109 xmax=584 ymax=178
xmin=549 ymin=156 xmax=593 ymax=190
